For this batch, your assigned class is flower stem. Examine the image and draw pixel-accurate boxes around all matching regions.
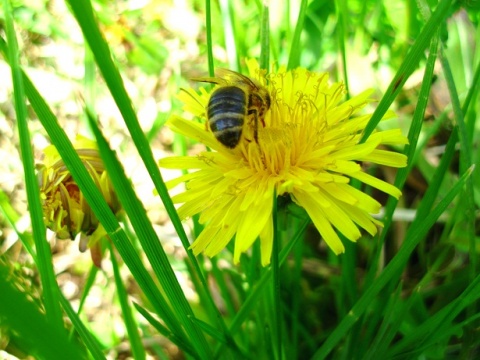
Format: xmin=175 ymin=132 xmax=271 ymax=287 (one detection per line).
xmin=206 ymin=0 xmax=215 ymax=77
xmin=271 ymin=188 xmax=282 ymax=359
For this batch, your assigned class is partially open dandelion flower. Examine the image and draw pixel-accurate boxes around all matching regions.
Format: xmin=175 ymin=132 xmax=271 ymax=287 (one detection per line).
xmin=160 ymin=60 xmax=408 ymax=266
xmin=37 ymin=135 xmax=120 ymax=265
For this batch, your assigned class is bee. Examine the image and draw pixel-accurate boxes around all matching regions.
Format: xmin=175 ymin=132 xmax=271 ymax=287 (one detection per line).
xmin=193 ymin=69 xmax=271 ymax=148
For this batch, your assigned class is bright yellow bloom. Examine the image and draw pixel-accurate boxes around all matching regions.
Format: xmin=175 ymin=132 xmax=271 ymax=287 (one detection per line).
xmin=37 ymin=135 xmax=120 ymax=266
xmin=160 ymin=60 xmax=408 ymax=266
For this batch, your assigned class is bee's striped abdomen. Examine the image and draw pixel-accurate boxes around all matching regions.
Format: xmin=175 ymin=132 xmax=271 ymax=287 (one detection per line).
xmin=207 ymin=86 xmax=247 ymax=148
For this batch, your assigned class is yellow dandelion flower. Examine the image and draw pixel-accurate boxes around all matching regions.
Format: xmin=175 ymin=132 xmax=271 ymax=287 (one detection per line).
xmin=160 ymin=60 xmax=408 ymax=266
xmin=37 ymin=135 xmax=120 ymax=266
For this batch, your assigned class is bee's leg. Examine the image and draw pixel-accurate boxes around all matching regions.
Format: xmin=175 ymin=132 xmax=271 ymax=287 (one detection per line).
xmin=248 ymin=109 xmax=259 ymax=143
xmin=258 ymin=110 xmax=266 ymax=127
xmin=251 ymin=112 xmax=259 ymax=144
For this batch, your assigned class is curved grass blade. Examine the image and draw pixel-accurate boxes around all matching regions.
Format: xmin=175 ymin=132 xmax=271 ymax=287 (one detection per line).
xmin=84 ymin=111 xmax=203 ymax=351
xmin=271 ymin=190 xmax=282 ymax=360
xmin=439 ymin=50 xmax=476 ymax=279
xmin=0 ymin=189 xmax=36 ymax=260
xmin=206 ymin=0 xmax=215 ymax=76
xmin=190 ymin=317 xmax=249 ymax=359
xmin=219 ymin=0 xmax=239 ymax=70
xmin=109 ymin=242 xmax=146 ymax=360
xmin=59 ymin=294 xmax=106 ymax=360
xmin=133 ymin=303 xmax=196 ymax=357
xmin=364 ymin=31 xmax=440 ymax=289
xmin=336 ymin=0 xmax=350 ymax=96
xmin=287 ymin=0 xmax=308 ymax=70
xmin=1 ymin=3 xmax=63 ymax=328
xmin=260 ymin=3 xmax=270 ymax=71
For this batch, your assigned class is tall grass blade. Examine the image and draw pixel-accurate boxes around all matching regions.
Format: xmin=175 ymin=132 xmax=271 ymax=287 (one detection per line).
xmin=271 ymin=190 xmax=282 ymax=360
xmin=133 ymin=303 xmax=196 ymax=357
xmin=59 ymin=294 xmax=106 ymax=360
xmin=260 ymin=3 xmax=270 ymax=70
xmin=84 ymin=110 xmax=205 ymax=354
xmin=287 ymin=0 xmax=308 ymax=70
xmin=1 ymin=2 xmax=63 ymax=328
xmin=109 ymin=242 xmax=146 ymax=360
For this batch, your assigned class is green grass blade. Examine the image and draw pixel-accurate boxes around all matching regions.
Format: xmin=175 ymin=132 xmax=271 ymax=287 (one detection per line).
xmin=259 ymin=3 xmax=270 ymax=70
xmin=85 ymin=111 xmax=204 ymax=352
xmin=339 ymin=240 xmax=358 ymax=315
xmin=361 ymin=283 xmax=404 ymax=360
xmin=312 ymin=165 xmax=473 ymax=359
xmin=416 ymin=138 xmax=458 ymax=223
xmin=209 ymin=257 xmax=237 ymax=317
xmin=182 ymin=258 xmax=241 ymax=355
xmin=75 ymin=264 xmax=99 ymax=316
xmin=401 ymin=33 xmax=439 ymax=179
xmin=59 ymin=293 xmax=106 ymax=360
xmin=360 ymin=0 xmax=453 ymax=143
xmin=191 ymin=318 xmax=228 ymax=344
xmin=462 ymin=53 xmax=480 ymax=114
xmin=1 ymin=2 xmax=63 ymax=328
xmin=290 ymin=232 xmax=304 ymax=360
xmin=439 ymin=49 xmax=476 ymax=278
xmin=271 ymin=191 xmax=282 ymax=360
xmin=108 ymin=242 xmax=146 ymax=360
xmin=206 ymin=0 xmax=215 ymax=76
xmin=83 ymin=46 xmax=96 ymax=120
xmin=364 ymin=31 xmax=440 ymax=289
xmin=439 ymin=41 xmax=477 ymax=353
xmin=287 ymin=0 xmax=308 ymax=70
xmin=219 ymin=0 xmax=238 ymax=70
xmin=133 ymin=303 xmax=196 ymax=357
xmin=191 ymin=317 xmax=249 ymax=359
xmin=0 ymin=189 xmax=36 ymax=260
xmin=336 ymin=0 xmax=350 ymax=95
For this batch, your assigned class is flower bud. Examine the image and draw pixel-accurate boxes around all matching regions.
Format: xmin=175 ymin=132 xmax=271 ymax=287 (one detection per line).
xmin=38 ymin=135 xmax=120 ymax=266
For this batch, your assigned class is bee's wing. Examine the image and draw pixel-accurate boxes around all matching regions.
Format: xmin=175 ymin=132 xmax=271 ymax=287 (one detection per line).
xmin=191 ymin=69 xmax=236 ymax=85
xmin=191 ymin=76 xmax=226 ymax=85
xmin=216 ymin=68 xmax=259 ymax=89
xmin=192 ymin=68 xmax=259 ymax=88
